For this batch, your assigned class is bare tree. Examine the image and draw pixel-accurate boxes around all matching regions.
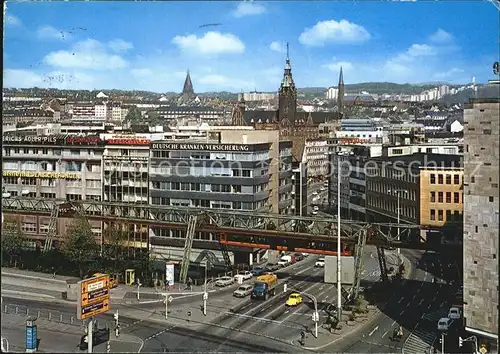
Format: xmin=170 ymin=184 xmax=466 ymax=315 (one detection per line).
xmin=103 ymin=223 xmax=129 ymax=273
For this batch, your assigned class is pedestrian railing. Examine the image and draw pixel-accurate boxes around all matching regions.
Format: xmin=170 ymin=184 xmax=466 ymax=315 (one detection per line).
xmin=2 ymin=302 xmax=85 ymax=328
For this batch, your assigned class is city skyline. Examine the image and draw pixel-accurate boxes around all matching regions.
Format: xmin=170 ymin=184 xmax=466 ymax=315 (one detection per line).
xmin=4 ymin=1 xmax=498 ymax=92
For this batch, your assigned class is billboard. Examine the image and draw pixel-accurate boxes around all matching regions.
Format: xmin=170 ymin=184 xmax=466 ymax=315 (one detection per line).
xmin=77 ymin=274 xmax=110 ymax=320
xmin=166 ymin=263 xmax=175 ymax=286
xmin=324 ymin=256 xmax=355 ymax=284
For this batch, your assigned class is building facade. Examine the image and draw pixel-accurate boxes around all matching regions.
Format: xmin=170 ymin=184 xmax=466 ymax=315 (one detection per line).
xmin=148 ymin=130 xmax=294 ymax=265
xmin=462 ymin=99 xmax=499 ymax=347
xmin=2 ymin=134 xmax=104 ymax=247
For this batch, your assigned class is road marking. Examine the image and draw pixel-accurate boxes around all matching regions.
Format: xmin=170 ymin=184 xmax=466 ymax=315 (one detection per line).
xmin=412 ymin=294 xmax=416 ymax=300
xmin=382 ymin=331 xmax=388 ymax=338
xmin=368 ymin=326 xmax=379 ymax=336
xmin=400 ymin=310 xmax=405 ymax=315
xmin=418 ymin=299 xmax=424 ymax=306
xmin=427 ymin=303 xmax=432 ymax=309
xmin=398 ymin=297 xmax=404 ymax=304
xmin=406 ymin=302 xmax=410 ymax=308
xmin=224 ymin=312 xmax=283 ymax=324
xmin=392 ymin=320 xmax=397 ymax=326
xmin=144 ymin=325 xmax=176 ymax=341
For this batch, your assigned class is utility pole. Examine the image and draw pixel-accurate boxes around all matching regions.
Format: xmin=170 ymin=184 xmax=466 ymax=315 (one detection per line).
xmin=136 ymin=278 xmax=142 ymax=301
xmin=336 ymin=152 xmax=342 ymax=323
xmin=87 ymin=318 xmax=93 ymax=354
xmin=441 ymin=332 xmax=446 ymax=354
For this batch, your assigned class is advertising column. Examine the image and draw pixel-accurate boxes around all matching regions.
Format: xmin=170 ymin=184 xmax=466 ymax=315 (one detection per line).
xmin=25 ymin=317 xmax=37 ymax=353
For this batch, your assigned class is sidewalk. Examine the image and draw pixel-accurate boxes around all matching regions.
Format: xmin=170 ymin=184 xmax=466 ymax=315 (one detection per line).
xmin=297 ymin=253 xmax=413 ymax=351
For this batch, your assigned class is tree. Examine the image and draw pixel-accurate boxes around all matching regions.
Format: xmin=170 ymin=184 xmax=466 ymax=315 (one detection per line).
xmin=61 ymin=217 xmax=99 ymax=279
xmin=102 ymin=223 xmax=129 ymax=273
xmin=1 ymin=216 xmax=26 ymax=265
xmin=147 ymin=110 xmax=162 ymax=125
xmin=125 ymin=106 xmax=142 ymax=123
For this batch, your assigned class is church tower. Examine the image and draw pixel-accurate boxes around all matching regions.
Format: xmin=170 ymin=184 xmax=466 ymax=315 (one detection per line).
xmin=182 ymin=70 xmax=195 ymax=96
xmin=278 ymin=43 xmax=297 ymax=124
xmin=231 ymin=93 xmax=246 ymax=126
xmin=337 ymin=67 xmax=345 ymax=118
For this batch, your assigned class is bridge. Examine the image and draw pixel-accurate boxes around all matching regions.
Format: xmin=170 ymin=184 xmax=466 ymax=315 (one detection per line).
xmin=2 ymin=197 xmax=458 ymax=253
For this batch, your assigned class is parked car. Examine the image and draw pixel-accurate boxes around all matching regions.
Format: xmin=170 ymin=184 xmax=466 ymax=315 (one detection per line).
xmin=294 ymin=253 xmax=305 ymax=262
xmin=437 ymin=317 xmax=452 ymax=331
xmin=234 ymin=271 xmax=253 ymax=282
xmin=233 ymin=284 xmax=254 ymax=298
xmin=285 ymin=293 xmax=303 ymax=307
xmin=250 ymin=267 xmax=266 ymax=276
xmin=315 ymin=258 xmax=325 ymax=267
xmin=266 ymin=263 xmax=279 ymax=272
xmin=448 ymin=307 xmax=461 ymax=320
xmin=215 ymin=276 xmax=234 ymax=287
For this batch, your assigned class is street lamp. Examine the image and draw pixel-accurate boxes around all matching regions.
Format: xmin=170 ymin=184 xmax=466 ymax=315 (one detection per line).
xmin=388 ymin=188 xmax=408 ymax=259
xmin=295 ymin=291 xmax=319 ymax=338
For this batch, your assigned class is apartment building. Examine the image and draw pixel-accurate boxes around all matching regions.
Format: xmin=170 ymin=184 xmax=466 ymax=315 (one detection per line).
xmin=148 ymin=129 xmax=293 ymax=265
xmin=2 ymin=133 xmax=104 ymax=247
xmin=305 ymin=139 xmax=328 ymax=181
xmin=462 ymin=98 xmax=499 ymax=349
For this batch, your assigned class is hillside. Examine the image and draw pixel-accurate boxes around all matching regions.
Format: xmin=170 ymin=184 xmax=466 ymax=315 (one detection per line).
xmin=440 ymin=85 xmax=500 ymax=104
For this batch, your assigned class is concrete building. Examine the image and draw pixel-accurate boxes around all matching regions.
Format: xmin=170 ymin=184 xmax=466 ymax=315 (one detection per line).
xmin=243 ymin=91 xmax=276 ymax=102
xmin=102 ymin=134 xmax=151 ymax=250
xmin=148 ymin=129 xmax=294 ymax=265
xmin=2 ymin=133 xmax=104 ymax=247
xmin=305 ymin=139 xmax=328 ymax=181
xmin=462 ymin=98 xmax=499 ymax=348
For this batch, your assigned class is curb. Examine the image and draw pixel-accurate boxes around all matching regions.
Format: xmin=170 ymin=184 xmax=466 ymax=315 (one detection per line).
xmin=303 ymin=253 xmax=414 ymax=351
xmin=1 ymin=272 xmax=68 ymax=284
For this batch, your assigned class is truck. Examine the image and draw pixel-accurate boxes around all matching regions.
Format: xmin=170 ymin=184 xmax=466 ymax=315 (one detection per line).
xmin=277 ymin=254 xmax=295 ymax=267
xmin=251 ymin=274 xmax=278 ymax=300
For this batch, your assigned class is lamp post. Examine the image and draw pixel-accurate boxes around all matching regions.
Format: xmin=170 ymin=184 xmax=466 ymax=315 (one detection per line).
xmin=388 ymin=189 xmax=408 ymax=260
xmin=337 ymin=151 xmax=345 ymax=322
xmin=298 ymin=291 xmax=319 ymax=338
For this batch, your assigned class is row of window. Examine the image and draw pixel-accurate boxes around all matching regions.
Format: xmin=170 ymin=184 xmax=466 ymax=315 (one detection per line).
xmin=430 ymin=191 xmax=461 ymax=204
xmin=151 ymin=151 xmax=271 ymax=161
xmin=429 ymin=209 xmax=462 ymax=222
xmin=3 ymin=148 xmax=102 ymax=156
xmin=429 ymin=173 xmax=462 ymax=185
xmin=150 ymin=196 xmax=267 ymax=210
xmin=367 ymin=197 xmax=417 ymax=219
xmin=150 ymin=181 xmax=267 ymax=194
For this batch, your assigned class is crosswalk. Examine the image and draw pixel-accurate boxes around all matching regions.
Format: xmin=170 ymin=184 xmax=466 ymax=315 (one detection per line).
xmin=403 ymin=328 xmax=436 ymax=354
xmin=403 ymin=309 xmax=446 ymax=354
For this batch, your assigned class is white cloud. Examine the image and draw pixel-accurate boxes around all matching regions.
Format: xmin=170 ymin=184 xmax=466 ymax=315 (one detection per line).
xmin=233 ymin=1 xmax=266 ymax=18
xmin=430 ymin=29 xmax=453 ymax=43
xmin=269 ymin=41 xmax=286 ymax=53
xmin=298 ymin=19 xmax=371 ymax=46
xmin=108 ymin=39 xmax=134 ymax=52
xmin=43 ymin=39 xmax=128 ymax=70
xmin=3 ymin=69 xmax=43 ymax=88
xmin=323 ymin=61 xmax=354 ymax=72
xmin=433 ymin=68 xmax=464 ymax=79
xmin=6 ymin=15 xmax=21 ymax=26
xmin=198 ymin=74 xmax=254 ymax=91
xmin=172 ymin=31 xmax=245 ymax=55
xmin=406 ymin=44 xmax=436 ymax=57
xmin=131 ymin=68 xmax=153 ymax=77
xmin=37 ymin=26 xmax=71 ymax=41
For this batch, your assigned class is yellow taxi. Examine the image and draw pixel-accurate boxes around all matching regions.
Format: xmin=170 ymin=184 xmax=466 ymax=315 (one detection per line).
xmin=285 ymin=292 xmax=303 ymax=307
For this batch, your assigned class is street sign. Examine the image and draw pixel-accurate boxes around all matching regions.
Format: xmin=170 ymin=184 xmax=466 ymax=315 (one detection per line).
xmin=479 ymin=344 xmax=488 ymax=354
xmin=168 ymin=296 xmax=174 ymax=303
xmin=77 ymin=274 xmax=110 ymax=320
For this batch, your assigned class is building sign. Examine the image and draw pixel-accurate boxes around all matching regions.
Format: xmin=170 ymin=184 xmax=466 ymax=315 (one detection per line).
xmin=65 ymin=136 xmax=102 ymax=145
xmin=77 ymin=274 xmax=110 ymax=320
xmin=338 ymin=138 xmax=373 ymax=145
xmin=166 ymin=263 xmax=175 ymax=286
xmin=152 ymin=143 xmax=250 ymax=151
xmin=3 ymin=135 xmax=57 ymax=144
xmin=2 ymin=171 xmax=79 ymax=179
xmin=107 ymin=136 xmax=150 ymax=145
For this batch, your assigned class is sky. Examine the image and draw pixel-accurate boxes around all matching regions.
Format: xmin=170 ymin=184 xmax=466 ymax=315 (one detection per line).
xmin=3 ymin=1 xmax=499 ymax=93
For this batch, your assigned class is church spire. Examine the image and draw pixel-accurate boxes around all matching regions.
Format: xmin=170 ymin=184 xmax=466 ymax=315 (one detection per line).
xmin=281 ymin=42 xmax=294 ymax=88
xmin=278 ymin=42 xmax=297 ymax=124
xmin=337 ymin=66 xmax=345 ymax=117
xmin=182 ymin=69 xmax=195 ymax=96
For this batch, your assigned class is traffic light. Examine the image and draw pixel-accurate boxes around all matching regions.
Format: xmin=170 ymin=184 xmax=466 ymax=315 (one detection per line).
xmin=458 ymin=337 xmax=463 ymax=347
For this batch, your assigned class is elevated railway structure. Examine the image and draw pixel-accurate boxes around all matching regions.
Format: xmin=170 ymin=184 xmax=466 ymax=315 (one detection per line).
xmin=3 ymin=197 xmax=460 ymax=289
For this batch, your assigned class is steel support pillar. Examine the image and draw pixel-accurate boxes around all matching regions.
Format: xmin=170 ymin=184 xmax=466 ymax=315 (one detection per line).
xmin=43 ymin=204 xmax=60 ymax=252
xmin=179 ymin=215 xmax=197 ymax=284
xmin=351 ymin=229 xmax=367 ymax=299
xmin=376 ymin=246 xmax=389 ymax=283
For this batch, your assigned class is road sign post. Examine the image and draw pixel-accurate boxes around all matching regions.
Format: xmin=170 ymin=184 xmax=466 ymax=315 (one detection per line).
xmin=25 ymin=317 xmax=37 ymax=353
xmin=87 ymin=319 xmax=93 ymax=354
xmin=165 ymin=295 xmax=173 ymax=320
xmin=203 ymin=292 xmax=208 ymax=316
xmin=77 ymin=274 xmax=111 ymax=321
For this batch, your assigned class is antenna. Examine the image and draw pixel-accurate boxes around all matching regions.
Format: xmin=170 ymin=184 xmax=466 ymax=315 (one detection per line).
xmin=286 ymin=42 xmax=289 ymax=59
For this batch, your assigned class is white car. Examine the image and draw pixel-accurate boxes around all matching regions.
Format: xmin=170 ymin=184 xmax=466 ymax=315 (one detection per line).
xmin=312 ymin=191 xmax=319 ymax=196
xmin=437 ymin=317 xmax=452 ymax=331
xmin=312 ymin=210 xmax=318 ymax=216
xmin=313 ymin=206 xmax=319 ymax=211
xmin=315 ymin=258 xmax=325 ymax=267
xmin=233 ymin=284 xmax=253 ymax=298
xmin=448 ymin=307 xmax=461 ymax=320
xmin=215 ymin=276 xmax=234 ymax=287
xmin=234 ymin=271 xmax=253 ymax=282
